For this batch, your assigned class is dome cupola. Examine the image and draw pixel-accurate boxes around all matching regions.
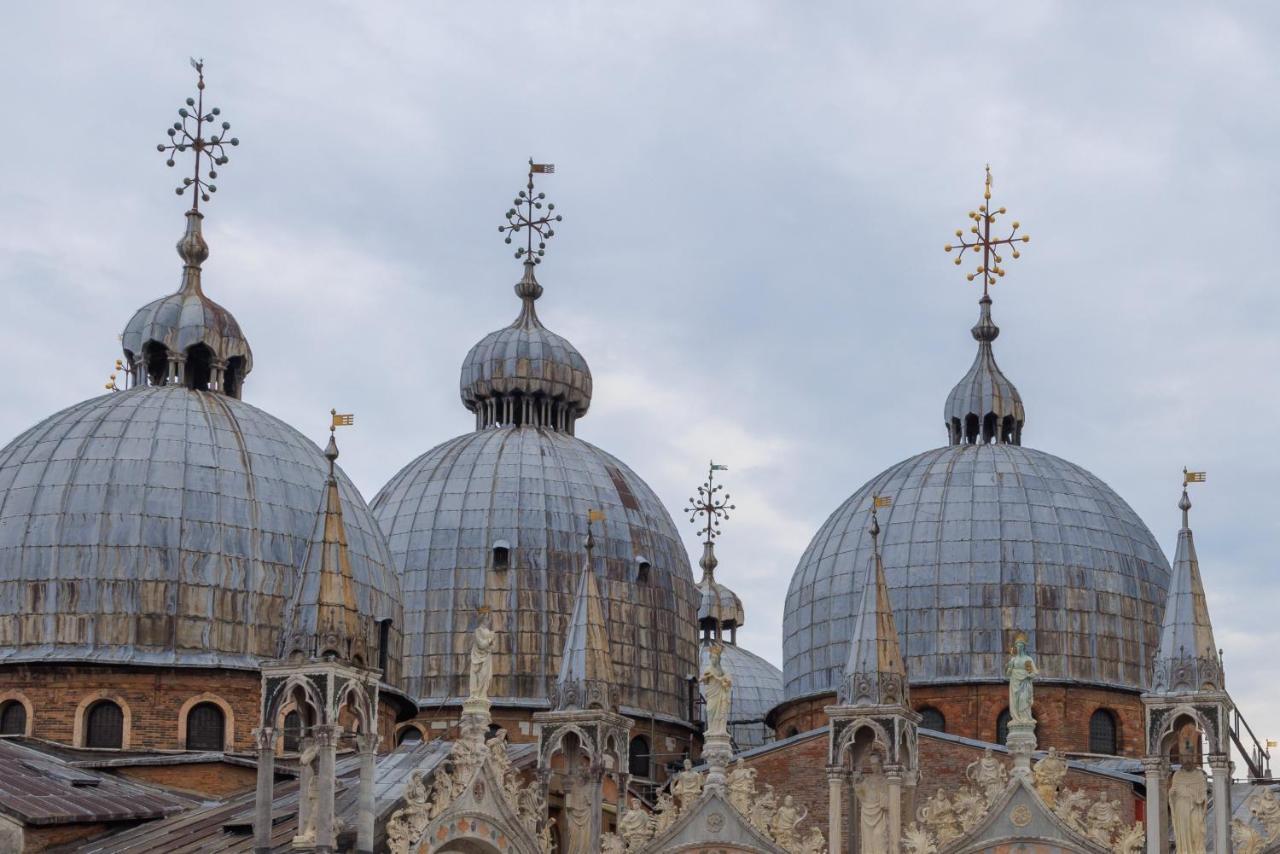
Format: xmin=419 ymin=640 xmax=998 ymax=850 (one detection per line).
xmin=944 ymin=294 xmax=1024 ymax=445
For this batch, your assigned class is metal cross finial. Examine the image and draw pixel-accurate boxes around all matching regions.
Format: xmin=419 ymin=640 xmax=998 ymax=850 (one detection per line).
xmin=944 ymin=165 xmax=1030 ymax=297
xmin=685 ymin=462 xmax=735 ymax=546
xmin=498 ymin=158 xmax=562 ymax=264
xmin=156 ymin=58 xmax=240 ymax=210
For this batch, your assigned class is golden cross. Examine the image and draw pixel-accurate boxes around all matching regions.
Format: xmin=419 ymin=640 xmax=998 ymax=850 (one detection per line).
xmin=944 ymin=165 xmax=1030 ymax=296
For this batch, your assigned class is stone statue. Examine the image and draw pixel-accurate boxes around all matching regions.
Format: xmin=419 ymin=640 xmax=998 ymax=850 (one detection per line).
xmin=1168 ymin=764 xmax=1208 ymax=854
xmin=749 ymin=783 xmax=777 ymax=835
xmin=727 ymin=759 xmax=757 ymax=816
xmin=294 ymin=742 xmax=320 ymax=844
xmin=951 ymin=786 xmax=988 ymax=833
xmin=1033 ymin=747 xmax=1067 ymax=806
xmin=797 ymin=825 xmax=828 ymax=854
xmin=966 ymin=748 xmax=1008 ymax=806
xmin=654 ymin=790 xmax=679 ymax=835
xmin=539 ymin=817 xmax=556 ymax=854
xmin=1004 ymin=636 xmax=1038 ymax=724
xmin=904 ymin=823 xmax=938 ymax=854
xmin=487 ymin=728 xmax=511 ymax=775
xmin=468 ymin=611 xmax=496 ymax=702
xmin=853 ymin=755 xmax=890 ymax=854
xmin=1248 ymin=786 xmax=1280 ymax=842
xmin=619 ymin=798 xmax=654 ymax=849
xmin=1084 ymin=798 xmax=1122 ymax=848
xmin=429 ymin=764 xmax=455 ymax=818
xmin=701 ymin=644 xmax=733 ymax=738
xmin=918 ymin=790 xmax=962 ymax=846
xmin=1234 ymin=819 xmax=1267 ymax=854
xmin=672 ymin=759 xmax=704 ymax=809
xmin=563 ymin=784 xmax=593 ymax=854
xmin=1114 ymin=821 xmax=1145 ymax=854
xmin=1053 ymin=788 xmax=1089 ymax=835
xmin=769 ymin=794 xmax=807 ymax=849
xmin=600 ymin=832 xmax=625 ymax=854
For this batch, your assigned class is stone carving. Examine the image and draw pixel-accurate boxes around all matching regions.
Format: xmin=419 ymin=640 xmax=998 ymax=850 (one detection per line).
xmin=1083 ymin=798 xmax=1123 ymax=848
xmin=966 ymin=748 xmax=1009 ymax=806
xmin=1233 ymin=819 xmax=1267 ymax=854
xmin=952 ymin=787 xmax=989 ymax=833
xmin=600 ymin=831 xmax=626 ymax=854
xmin=701 ymin=644 xmax=733 ymax=738
xmin=387 ymin=768 xmax=433 ymax=854
xmin=539 ymin=817 xmax=556 ymax=854
xmin=917 ymin=790 xmax=963 ymax=846
xmin=769 ymin=795 xmax=807 ymax=849
xmin=1053 ymin=788 xmax=1090 ymax=835
xmin=562 ymin=783 xmax=593 ymax=854
xmin=853 ymin=756 xmax=890 ymax=854
xmin=727 ymin=759 xmax=757 ymax=816
xmin=795 ymin=825 xmax=827 ymax=854
xmin=1010 ymin=804 xmax=1033 ymax=827
xmin=1113 ymin=821 xmax=1145 ymax=854
xmin=1168 ymin=765 xmax=1208 ymax=854
xmin=1248 ymin=786 xmax=1280 ymax=842
xmin=619 ymin=798 xmax=654 ymax=850
xmin=904 ymin=823 xmax=939 ymax=854
xmin=468 ymin=610 xmax=496 ymax=703
xmin=748 ymin=784 xmax=776 ymax=836
xmin=1033 ymin=747 xmax=1068 ymax=806
xmin=293 ymin=742 xmax=320 ymax=846
xmin=654 ymin=790 xmax=679 ymax=835
xmin=673 ymin=758 xmax=705 ymax=810
xmin=1005 ymin=635 xmax=1038 ymax=724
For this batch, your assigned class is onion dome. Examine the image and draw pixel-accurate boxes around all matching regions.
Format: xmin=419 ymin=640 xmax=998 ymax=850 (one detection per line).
xmin=121 ymin=211 xmax=253 ymax=398
xmin=0 ymin=387 xmax=404 ymax=684
xmin=696 ymin=543 xmax=745 ymax=638
xmin=945 ymin=295 xmax=1023 ymax=445
xmin=459 ymin=262 xmax=592 ymax=433
xmin=1149 ymin=487 xmax=1223 ymax=694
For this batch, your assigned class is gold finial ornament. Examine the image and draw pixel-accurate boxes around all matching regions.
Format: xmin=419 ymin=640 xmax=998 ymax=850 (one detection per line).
xmin=944 ymin=165 xmax=1031 ymax=297
xmin=105 ymin=358 xmax=125 ymax=392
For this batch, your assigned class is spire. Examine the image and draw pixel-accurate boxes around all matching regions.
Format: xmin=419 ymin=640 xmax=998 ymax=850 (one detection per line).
xmin=942 ymin=166 xmax=1031 ymax=446
xmin=838 ymin=497 xmax=908 ymax=707
xmin=1150 ymin=471 xmax=1223 ymax=694
xmin=280 ymin=412 xmax=369 ymax=667
xmin=685 ymin=463 xmax=743 ymax=638
xmin=552 ymin=512 xmax=617 ymax=711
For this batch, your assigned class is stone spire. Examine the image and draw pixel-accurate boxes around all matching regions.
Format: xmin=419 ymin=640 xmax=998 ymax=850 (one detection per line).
xmin=1150 ymin=486 xmax=1223 ymax=694
xmin=838 ymin=505 xmax=908 ymax=707
xmin=552 ymin=519 xmax=616 ymax=711
xmin=280 ymin=425 xmax=369 ymax=667
xmin=944 ymin=294 xmax=1024 ymax=445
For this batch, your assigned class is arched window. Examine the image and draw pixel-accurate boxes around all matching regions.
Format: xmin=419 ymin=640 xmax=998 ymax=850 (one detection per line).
xmin=628 ymin=735 xmax=651 ymax=779
xmin=0 ymin=700 xmax=26 ymax=736
xmin=282 ymin=710 xmax=302 ymax=752
xmin=918 ymin=707 xmax=945 ymax=733
xmin=785 ymin=727 xmax=799 ymax=739
xmin=635 ymin=557 xmax=652 ymax=585
xmin=86 ymin=700 xmax=124 ymax=748
xmin=996 ymin=708 xmax=1011 ymax=746
xmin=185 ymin=702 xmax=226 ymax=751
xmin=397 ymin=727 xmax=423 ymax=746
xmin=1089 ymin=708 xmax=1118 ymax=755
xmin=492 ymin=541 xmax=511 ymax=572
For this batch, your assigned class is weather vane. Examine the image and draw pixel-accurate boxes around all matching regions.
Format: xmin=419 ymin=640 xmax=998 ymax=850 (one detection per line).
xmin=157 ymin=58 xmax=240 ymax=210
xmin=685 ymin=462 xmax=735 ymax=545
xmin=1183 ymin=467 xmax=1206 ymax=488
xmin=944 ymin=165 xmax=1030 ymax=296
xmin=499 ymin=158 xmax=562 ymax=264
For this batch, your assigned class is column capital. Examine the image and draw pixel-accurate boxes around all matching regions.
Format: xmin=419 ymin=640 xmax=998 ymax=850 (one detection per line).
xmin=252 ymin=726 xmax=276 ymax=751
xmin=312 ymin=723 xmax=342 ymax=748
xmin=1207 ymin=754 xmax=1231 ymax=771
xmin=826 ymin=765 xmax=848 ymax=782
xmin=1140 ymin=756 xmax=1169 ymax=773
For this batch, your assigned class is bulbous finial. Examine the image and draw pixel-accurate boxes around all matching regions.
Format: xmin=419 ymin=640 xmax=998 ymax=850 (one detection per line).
xmin=514 ymin=260 xmax=544 ymax=303
xmin=176 ymin=210 xmax=210 ymax=273
xmin=971 ymin=294 xmax=999 ymax=342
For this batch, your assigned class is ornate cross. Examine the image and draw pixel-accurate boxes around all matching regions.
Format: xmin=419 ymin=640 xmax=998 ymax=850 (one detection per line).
xmin=944 ymin=165 xmax=1030 ymax=296
xmin=685 ymin=462 xmax=735 ymax=545
xmin=499 ymin=159 xmax=562 ymax=263
xmin=157 ymin=59 xmax=240 ymax=210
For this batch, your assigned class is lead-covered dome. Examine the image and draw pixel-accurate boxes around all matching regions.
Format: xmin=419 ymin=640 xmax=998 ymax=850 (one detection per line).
xmin=0 ymin=386 xmax=404 ymax=682
xmin=783 ymin=296 xmax=1170 ymax=701
xmin=372 ymin=426 xmax=698 ymax=718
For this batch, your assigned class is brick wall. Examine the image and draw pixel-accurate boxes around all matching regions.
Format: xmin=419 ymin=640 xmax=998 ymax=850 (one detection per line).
xmin=115 ymin=762 xmax=258 ymax=798
xmin=770 ymin=683 xmax=1144 ymax=757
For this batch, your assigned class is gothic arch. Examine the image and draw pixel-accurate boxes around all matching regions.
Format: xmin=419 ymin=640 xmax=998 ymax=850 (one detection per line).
xmin=835 ymin=718 xmax=891 ymax=767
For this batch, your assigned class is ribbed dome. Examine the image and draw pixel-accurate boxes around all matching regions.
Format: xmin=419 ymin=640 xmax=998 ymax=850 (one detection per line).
xmin=783 ymin=443 xmax=1170 ymax=700
xmin=460 ymin=263 xmax=591 ymax=433
xmin=944 ymin=295 xmax=1023 ymax=446
xmin=371 ymin=426 xmax=698 ymax=720
xmin=700 ymin=641 xmax=782 ymax=750
xmin=0 ymin=386 xmax=403 ymax=683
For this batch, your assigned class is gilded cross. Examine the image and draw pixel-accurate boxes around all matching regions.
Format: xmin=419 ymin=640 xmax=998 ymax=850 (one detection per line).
xmin=685 ymin=462 xmax=735 ymax=545
xmin=944 ymin=165 xmax=1030 ymax=296
xmin=499 ymin=158 xmax=563 ymax=264
xmin=157 ymin=59 xmax=240 ymax=210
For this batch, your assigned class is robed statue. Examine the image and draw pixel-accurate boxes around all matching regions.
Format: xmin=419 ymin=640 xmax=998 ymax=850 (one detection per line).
xmin=853 ymin=754 xmax=890 ymax=854
xmin=468 ymin=610 xmax=496 ymax=702
xmin=1168 ymin=764 xmax=1208 ymax=854
xmin=1005 ymin=635 xmax=1038 ymax=724
xmin=701 ymin=644 xmax=733 ymax=738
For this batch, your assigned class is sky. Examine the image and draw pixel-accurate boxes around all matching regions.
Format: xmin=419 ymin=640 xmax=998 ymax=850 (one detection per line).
xmin=2 ymin=2 xmax=1278 ymax=766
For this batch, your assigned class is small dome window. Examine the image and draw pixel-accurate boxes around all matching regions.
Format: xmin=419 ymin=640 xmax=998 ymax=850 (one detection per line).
xmin=635 ymin=556 xmax=652 ymax=584
xmin=918 ymin=707 xmax=945 ymax=733
xmin=85 ymin=700 xmax=124 ymax=749
xmin=0 ymin=700 xmax=27 ymax=736
xmin=492 ymin=540 xmax=511 ymax=571
xmin=397 ymin=726 xmax=423 ymax=745
xmin=1089 ymin=708 xmax=1118 ymax=755
xmin=185 ymin=702 xmax=226 ymax=751
xmin=996 ymin=708 xmax=1011 ymax=746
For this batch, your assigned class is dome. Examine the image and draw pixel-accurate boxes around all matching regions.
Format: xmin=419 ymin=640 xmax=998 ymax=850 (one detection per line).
xmin=371 ymin=426 xmax=698 ymax=719
xmin=0 ymin=386 xmax=404 ymax=682
xmin=783 ymin=442 xmax=1171 ymax=699
xmin=459 ymin=263 xmax=591 ymax=433
xmin=700 ymin=642 xmax=782 ymax=750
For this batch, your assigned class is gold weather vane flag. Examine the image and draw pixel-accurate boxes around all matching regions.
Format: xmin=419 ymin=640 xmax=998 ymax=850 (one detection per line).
xmin=944 ymin=165 xmax=1030 ymax=296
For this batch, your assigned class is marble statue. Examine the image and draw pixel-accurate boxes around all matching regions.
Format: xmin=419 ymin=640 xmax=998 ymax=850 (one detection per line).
xmin=796 ymin=825 xmax=828 ymax=854
xmin=1033 ymin=747 xmax=1067 ymax=806
xmin=654 ymin=790 xmax=679 ymax=835
xmin=619 ymin=798 xmax=654 ymax=849
xmin=468 ymin=611 xmax=496 ymax=702
xmin=701 ymin=644 xmax=733 ymax=738
xmin=966 ymin=748 xmax=1008 ymax=806
xmin=1084 ymin=798 xmax=1123 ymax=848
xmin=294 ymin=742 xmax=320 ymax=845
xmin=853 ymin=755 xmax=890 ymax=854
xmin=904 ymin=823 xmax=938 ymax=854
xmin=539 ymin=817 xmax=556 ymax=854
xmin=1114 ymin=821 xmax=1146 ymax=854
xmin=563 ymin=784 xmax=593 ymax=854
xmin=429 ymin=764 xmax=455 ymax=818
xmin=917 ymin=790 xmax=962 ymax=846
xmin=770 ymin=794 xmax=807 ymax=848
xmin=727 ymin=759 xmax=757 ymax=816
xmin=1168 ymin=764 xmax=1208 ymax=854
xmin=673 ymin=758 xmax=704 ymax=809
xmin=1249 ymin=786 xmax=1280 ymax=842
xmin=1234 ymin=819 xmax=1267 ymax=854
xmin=749 ymin=783 xmax=777 ymax=835
xmin=600 ymin=832 xmax=625 ymax=854
xmin=1005 ymin=635 xmax=1038 ymax=724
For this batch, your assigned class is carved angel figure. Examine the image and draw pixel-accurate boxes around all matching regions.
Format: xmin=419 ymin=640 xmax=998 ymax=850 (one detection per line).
xmin=701 ymin=644 xmax=733 ymax=737
xmin=1033 ymin=747 xmax=1068 ymax=806
xmin=749 ymin=783 xmax=777 ymax=836
xmin=1005 ymin=636 xmax=1038 ymax=724
xmin=727 ymin=759 xmax=757 ymax=816
xmin=654 ymin=790 xmax=679 ymax=835
xmin=769 ymin=794 xmax=807 ymax=848
xmin=468 ymin=612 xmax=497 ymax=702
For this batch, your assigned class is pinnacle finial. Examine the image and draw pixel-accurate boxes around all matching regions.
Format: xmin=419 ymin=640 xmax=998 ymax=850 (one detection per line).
xmin=870 ymin=495 xmax=891 ymax=545
xmin=156 ymin=59 xmax=240 ymax=212
xmin=498 ymin=158 xmax=562 ymax=266
xmin=1181 ymin=468 xmax=1205 ymax=528
xmin=944 ymin=165 xmax=1030 ymax=298
xmin=328 ymin=410 xmax=353 ymax=475
xmin=685 ymin=462 xmax=734 ymax=547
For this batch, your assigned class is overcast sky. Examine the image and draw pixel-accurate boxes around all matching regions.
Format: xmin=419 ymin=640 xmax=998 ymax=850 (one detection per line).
xmin=3 ymin=2 xmax=1278 ymax=763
